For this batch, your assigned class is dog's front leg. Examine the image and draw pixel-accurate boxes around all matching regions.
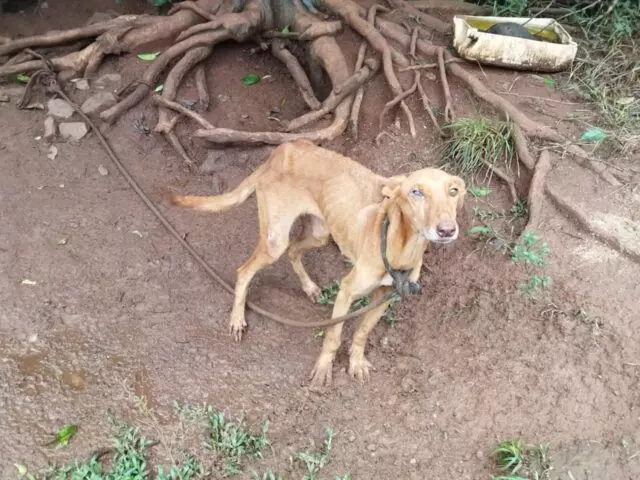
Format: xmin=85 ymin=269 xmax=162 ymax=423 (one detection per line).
xmin=348 ymin=286 xmax=392 ymax=382
xmin=309 ymin=271 xmax=360 ymax=390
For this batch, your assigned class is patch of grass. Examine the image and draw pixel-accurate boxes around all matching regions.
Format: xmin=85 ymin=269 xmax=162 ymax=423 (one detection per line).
xmin=293 ymin=427 xmax=335 ymax=480
xmin=28 ymin=414 xmax=204 ymax=480
xmin=511 ymin=231 xmax=549 ymax=267
xmin=318 ymin=281 xmax=400 ymax=327
xmin=490 ymin=439 xmax=552 ymax=480
xmin=442 ymin=117 xmax=515 ymax=179
xmin=207 ymin=409 xmax=269 ymax=476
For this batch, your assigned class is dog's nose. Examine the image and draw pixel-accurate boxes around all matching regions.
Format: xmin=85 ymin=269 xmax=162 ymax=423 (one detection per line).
xmin=436 ymin=224 xmax=457 ymax=238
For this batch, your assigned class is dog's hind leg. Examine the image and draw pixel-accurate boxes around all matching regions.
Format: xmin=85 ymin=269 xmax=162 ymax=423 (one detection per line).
xmin=229 ymin=190 xmax=299 ymax=341
xmin=287 ymin=215 xmax=329 ymax=302
xmin=348 ymin=286 xmax=392 ymax=382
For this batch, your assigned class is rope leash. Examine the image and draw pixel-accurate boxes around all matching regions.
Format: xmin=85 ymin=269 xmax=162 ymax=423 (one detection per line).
xmin=18 ymin=64 xmax=420 ymax=330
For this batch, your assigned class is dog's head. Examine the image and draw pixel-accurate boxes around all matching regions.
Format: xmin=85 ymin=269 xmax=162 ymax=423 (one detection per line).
xmin=382 ymin=168 xmax=466 ymax=244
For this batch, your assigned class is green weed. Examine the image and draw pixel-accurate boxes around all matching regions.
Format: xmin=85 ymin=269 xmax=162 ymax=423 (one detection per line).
xmin=318 ymin=281 xmax=399 ymax=326
xmin=442 ymin=117 xmax=515 ymax=180
xmin=293 ymin=427 xmax=335 ymax=480
xmin=491 ymin=439 xmax=552 ymax=480
xmin=207 ymin=409 xmax=269 ymax=476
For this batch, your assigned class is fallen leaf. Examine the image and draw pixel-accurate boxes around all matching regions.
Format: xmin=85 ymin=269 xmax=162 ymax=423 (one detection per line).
xmin=616 ymin=96 xmax=635 ymax=106
xmin=28 ymin=333 xmax=38 ymax=343
xmin=132 ymin=230 xmax=143 ymax=238
xmin=47 ymin=145 xmax=58 ymax=161
xmin=282 ymin=24 xmax=291 ymax=33
xmin=15 ymin=73 xmax=30 ymax=83
xmin=34 ymin=136 xmax=42 ymax=141
xmin=137 ymin=52 xmax=160 ymax=61
xmin=580 ymin=127 xmax=607 ymax=142
xmin=98 ymin=165 xmax=109 ymax=176
xmin=242 ymin=74 xmax=261 ymax=86
xmin=279 ymin=98 xmax=286 ymax=109
xmin=468 ymin=185 xmax=492 ymax=197
xmin=14 ymin=464 xmax=28 ymax=476
xmin=49 ymin=424 xmax=78 ymax=448
xmin=36 ymin=185 xmax=46 ymax=190
xmin=57 ymin=238 xmax=68 ymax=245
xmin=21 ymin=279 xmax=37 ymax=286
xmin=154 ymin=84 xmax=164 ymax=93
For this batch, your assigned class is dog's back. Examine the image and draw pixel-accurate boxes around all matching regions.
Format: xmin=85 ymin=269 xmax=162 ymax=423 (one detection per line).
xmin=170 ymin=140 xmax=383 ymax=215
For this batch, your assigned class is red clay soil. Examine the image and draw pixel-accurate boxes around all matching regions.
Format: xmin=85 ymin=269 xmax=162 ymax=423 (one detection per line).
xmin=1 ymin=1 xmax=639 ymax=479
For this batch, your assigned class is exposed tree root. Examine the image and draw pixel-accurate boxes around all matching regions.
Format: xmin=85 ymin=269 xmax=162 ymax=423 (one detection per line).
xmin=194 ymin=62 xmax=210 ymax=110
xmin=484 ymin=160 xmax=518 ymax=203
xmin=153 ymin=95 xmax=214 ymax=130
xmin=519 ymin=149 xmax=552 ymax=241
xmin=386 ymin=0 xmax=452 ymax=34
xmin=416 ymin=76 xmax=442 ymax=136
xmin=513 ymin=124 xmax=537 ymax=170
xmin=349 ymin=41 xmax=368 ymax=140
xmin=168 ymin=0 xmax=220 ymax=21
xmin=286 ymin=57 xmax=379 ymax=132
xmin=546 ymin=185 xmax=640 ymax=265
xmin=323 ymin=0 xmax=416 ymax=138
xmin=380 ymin=70 xmax=418 ymax=131
xmin=262 ymin=20 xmax=343 ymax=40
xmin=271 ymin=38 xmax=321 ymax=110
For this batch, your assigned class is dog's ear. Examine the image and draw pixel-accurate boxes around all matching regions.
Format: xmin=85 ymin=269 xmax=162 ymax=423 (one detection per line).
xmin=381 ymin=175 xmax=406 ymax=199
xmin=452 ymin=175 xmax=466 ymax=210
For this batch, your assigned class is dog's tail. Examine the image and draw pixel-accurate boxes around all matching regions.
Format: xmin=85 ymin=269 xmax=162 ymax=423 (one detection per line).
xmin=167 ymin=163 xmax=266 ymax=213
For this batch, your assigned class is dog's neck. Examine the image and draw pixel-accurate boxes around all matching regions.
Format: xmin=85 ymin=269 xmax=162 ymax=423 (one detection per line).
xmin=382 ymin=199 xmax=426 ymax=271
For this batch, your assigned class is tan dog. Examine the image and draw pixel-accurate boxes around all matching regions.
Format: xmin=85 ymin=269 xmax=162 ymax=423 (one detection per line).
xmin=168 ymin=140 xmax=465 ymax=388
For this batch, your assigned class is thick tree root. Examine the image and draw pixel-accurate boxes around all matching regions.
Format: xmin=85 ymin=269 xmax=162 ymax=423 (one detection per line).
xmin=386 ymin=0 xmax=452 ymax=34
xmin=323 ymin=0 xmax=416 ymax=138
xmin=546 ymin=185 xmax=640 ymax=264
xmin=349 ymin=41 xmax=368 ymax=140
xmin=286 ymin=57 xmax=379 ymax=132
xmin=519 ymin=149 xmax=552 ymax=241
xmin=195 ymin=62 xmax=210 ymax=110
xmin=271 ymin=39 xmax=321 ymax=110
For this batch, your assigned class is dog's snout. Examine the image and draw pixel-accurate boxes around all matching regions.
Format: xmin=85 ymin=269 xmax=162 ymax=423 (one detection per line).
xmin=436 ymin=222 xmax=457 ymax=238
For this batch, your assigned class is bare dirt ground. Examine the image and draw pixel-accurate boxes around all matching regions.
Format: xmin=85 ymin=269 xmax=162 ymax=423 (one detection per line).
xmin=1 ymin=1 xmax=640 ymax=479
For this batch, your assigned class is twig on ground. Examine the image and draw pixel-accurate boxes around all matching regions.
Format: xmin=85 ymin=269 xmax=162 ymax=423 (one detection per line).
xmin=519 ymin=149 xmax=552 ymax=241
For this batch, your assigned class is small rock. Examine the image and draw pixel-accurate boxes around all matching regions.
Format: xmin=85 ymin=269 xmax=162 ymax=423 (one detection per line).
xmin=367 ymin=443 xmax=377 ymax=452
xmin=47 ymin=145 xmax=58 ymax=161
xmin=74 ymin=78 xmax=90 ymax=91
xmin=81 ymin=91 xmax=116 ymax=115
xmin=476 ymin=450 xmax=484 ymax=459
xmin=424 ymin=71 xmax=437 ymax=82
xmin=98 ymin=165 xmax=109 ymax=176
xmin=43 ymin=116 xmax=57 ymax=141
xmin=410 ymin=458 xmax=417 ymax=465
xmin=47 ymin=98 xmax=74 ymax=119
xmin=59 ymin=122 xmax=88 ymax=141
xmin=0 ymin=93 xmax=9 ymax=102
xmin=95 ymin=73 xmax=122 ymax=90
xmin=348 ymin=434 xmax=356 ymax=442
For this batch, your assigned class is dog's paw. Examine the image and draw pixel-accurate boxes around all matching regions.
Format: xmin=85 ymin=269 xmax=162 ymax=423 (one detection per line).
xmin=229 ymin=317 xmax=247 ymax=342
xmin=309 ymin=355 xmax=334 ymax=391
xmin=348 ymin=351 xmax=373 ymax=383
xmin=303 ymin=282 xmax=322 ymax=303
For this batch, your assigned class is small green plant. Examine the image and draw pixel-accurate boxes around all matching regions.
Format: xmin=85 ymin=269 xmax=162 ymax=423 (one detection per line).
xmin=207 ymin=409 xmax=269 ymax=476
xmin=509 ymin=198 xmax=528 ymax=220
xmin=490 ymin=438 xmax=552 ymax=480
xmin=511 ymin=232 xmax=549 ymax=267
xmin=493 ymin=439 xmax=525 ymax=475
xmin=294 ymin=426 xmax=335 ymax=480
xmin=318 ymin=281 xmax=399 ymax=326
xmin=442 ymin=117 xmax=515 ymax=180
xmin=518 ymin=274 xmax=552 ymax=299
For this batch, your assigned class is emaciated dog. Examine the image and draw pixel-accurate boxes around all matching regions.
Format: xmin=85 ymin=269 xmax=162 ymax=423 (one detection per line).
xmin=168 ymin=140 xmax=465 ymax=388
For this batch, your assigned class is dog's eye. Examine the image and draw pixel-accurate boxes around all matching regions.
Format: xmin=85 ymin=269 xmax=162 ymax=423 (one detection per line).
xmin=449 ymin=187 xmax=459 ymax=197
xmin=410 ymin=188 xmax=424 ymax=199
